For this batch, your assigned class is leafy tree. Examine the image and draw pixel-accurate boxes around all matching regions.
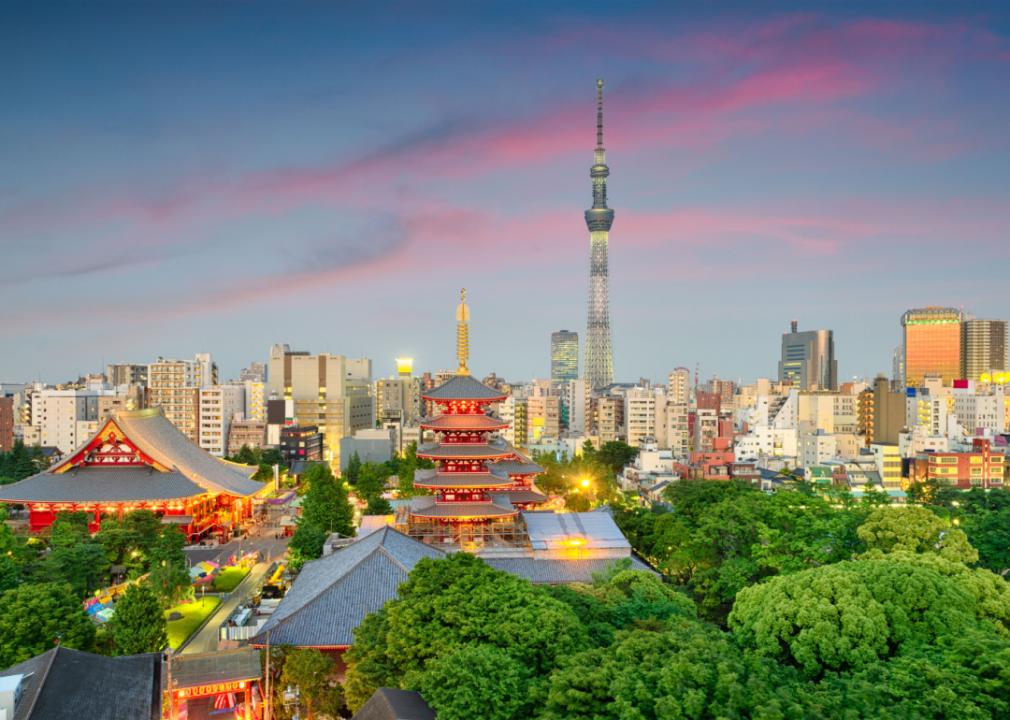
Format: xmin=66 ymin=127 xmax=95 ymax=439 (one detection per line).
xmin=147 ymin=526 xmax=192 ymax=605
xmin=365 ymin=496 xmax=393 ymax=515
xmin=541 ymin=621 xmax=796 ymax=720
xmin=964 ymin=507 xmax=1010 ymax=573
xmin=280 ymin=648 xmax=342 ymax=720
xmin=344 ymin=554 xmax=589 ymax=711
xmin=343 ymin=452 xmax=362 ymax=485
xmin=299 ymin=464 xmax=355 ymax=537
xmin=406 ymin=644 xmax=529 ymax=720
xmin=858 ymin=505 xmax=978 ymax=564
xmin=0 ymin=556 xmax=19 ymax=594
xmin=356 ymin=462 xmax=388 ymax=503
xmin=49 ymin=511 xmax=92 ymax=548
xmin=0 ymin=582 xmax=96 ymax=666
xmin=111 ymin=582 xmax=167 ymax=654
xmin=729 ymin=557 xmax=987 ymax=677
xmin=42 ymin=541 xmax=111 ymax=597
xmin=261 ymin=448 xmax=284 ymax=467
xmin=289 ymin=523 xmax=328 ymax=568
xmin=595 ymin=440 xmax=638 ymax=475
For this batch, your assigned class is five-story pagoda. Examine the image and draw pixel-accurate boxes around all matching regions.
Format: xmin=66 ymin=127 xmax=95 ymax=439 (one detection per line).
xmin=406 ymin=290 xmax=543 ymax=548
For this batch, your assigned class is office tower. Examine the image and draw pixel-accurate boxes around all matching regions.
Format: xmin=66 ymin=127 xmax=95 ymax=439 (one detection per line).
xmin=266 ymin=344 xmax=373 ymax=465
xmin=902 ymin=307 xmax=963 ymax=386
xmin=550 ymin=330 xmax=579 ymax=382
xmin=668 ymin=367 xmax=691 ymax=404
xmin=239 ymin=362 xmax=266 ymax=383
xmin=860 ymin=375 xmax=905 ymax=445
xmin=962 ymin=319 xmax=1008 ymax=381
xmin=0 ymin=395 xmax=13 ymax=451
xmin=778 ymin=320 xmax=837 ymax=390
xmin=584 ymin=79 xmax=615 ymax=391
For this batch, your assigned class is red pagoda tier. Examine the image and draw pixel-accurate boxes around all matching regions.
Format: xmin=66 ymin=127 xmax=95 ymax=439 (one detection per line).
xmin=0 ymin=407 xmax=268 ymax=541
xmin=404 ymin=290 xmax=545 ymax=547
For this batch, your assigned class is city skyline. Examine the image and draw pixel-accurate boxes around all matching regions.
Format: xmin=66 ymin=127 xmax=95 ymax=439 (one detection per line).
xmin=3 ymin=3 xmax=1010 ymax=383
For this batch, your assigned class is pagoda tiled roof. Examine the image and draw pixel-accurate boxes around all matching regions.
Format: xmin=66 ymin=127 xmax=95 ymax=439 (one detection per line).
xmin=0 ymin=466 xmax=203 ymax=503
xmin=490 ymin=458 xmax=545 ymax=477
xmin=500 ymin=487 xmax=548 ymax=505
xmin=418 ymin=413 xmax=508 ymax=431
xmin=413 ymin=468 xmax=513 ymax=489
xmin=409 ymin=496 xmax=517 ymax=519
xmin=251 ymin=526 xmax=444 ymax=648
xmin=415 ymin=440 xmax=512 ymax=460
xmin=421 ymin=375 xmax=507 ymax=402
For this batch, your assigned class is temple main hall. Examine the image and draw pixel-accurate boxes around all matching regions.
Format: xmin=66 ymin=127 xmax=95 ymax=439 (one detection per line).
xmin=0 ymin=407 xmax=267 ymax=541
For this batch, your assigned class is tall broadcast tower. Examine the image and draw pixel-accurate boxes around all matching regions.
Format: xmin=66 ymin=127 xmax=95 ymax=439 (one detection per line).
xmin=584 ymin=78 xmax=615 ymax=391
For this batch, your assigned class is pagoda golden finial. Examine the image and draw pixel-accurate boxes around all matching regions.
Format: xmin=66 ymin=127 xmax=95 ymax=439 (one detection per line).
xmin=455 ymin=288 xmax=470 ymax=375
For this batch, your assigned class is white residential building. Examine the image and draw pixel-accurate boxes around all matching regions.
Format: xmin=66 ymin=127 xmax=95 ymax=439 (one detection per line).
xmin=199 ymin=384 xmax=245 ymax=457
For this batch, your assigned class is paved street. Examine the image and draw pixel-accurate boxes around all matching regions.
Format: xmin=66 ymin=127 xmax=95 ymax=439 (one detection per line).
xmin=180 ymin=530 xmax=289 ymax=655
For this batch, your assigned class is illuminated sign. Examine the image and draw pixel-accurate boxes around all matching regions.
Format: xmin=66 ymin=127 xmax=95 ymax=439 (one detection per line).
xmin=396 ymin=357 xmax=414 ymax=375
xmin=175 ymin=680 xmax=249 ymax=699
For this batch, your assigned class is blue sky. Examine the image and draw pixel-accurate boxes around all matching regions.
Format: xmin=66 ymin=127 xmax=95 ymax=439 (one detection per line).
xmin=2 ymin=1 xmax=1009 ymax=383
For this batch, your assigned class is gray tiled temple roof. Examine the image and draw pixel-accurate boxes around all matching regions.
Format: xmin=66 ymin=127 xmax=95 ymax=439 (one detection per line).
xmin=483 ymin=556 xmax=655 ymax=584
xmin=0 ymin=466 xmax=203 ymax=503
xmin=416 ymin=440 xmax=512 ymax=459
xmin=500 ymin=487 xmax=548 ymax=505
xmin=0 ymin=647 xmax=161 ymax=720
xmin=410 ymin=495 xmax=517 ymax=519
xmin=490 ymin=459 xmax=545 ymax=477
xmin=251 ymin=527 xmax=444 ymax=648
xmin=413 ymin=469 xmax=512 ymax=489
xmin=418 ymin=413 xmax=508 ymax=431
xmin=523 ymin=510 xmax=632 ymax=552
xmin=352 ymin=688 xmax=435 ymax=720
xmin=421 ymin=375 xmax=506 ymax=402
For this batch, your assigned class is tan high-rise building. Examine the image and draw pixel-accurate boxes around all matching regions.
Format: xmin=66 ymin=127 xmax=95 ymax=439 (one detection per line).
xmin=668 ymin=367 xmax=691 ymax=405
xmin=902 ymin=307 xmax=963 ymax=386
xmin=266 ymin=345 xmax=373 ymax=465
xmin=962 ymin=319 xmax=1008 ymax=382
xmin=147 ymin=356 xmax=216 ymax=442
xmin=859 ymin=375 xmax=905 ymax=446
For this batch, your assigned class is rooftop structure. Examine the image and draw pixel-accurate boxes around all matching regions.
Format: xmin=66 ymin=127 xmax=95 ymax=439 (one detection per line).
xmin=0 ymin=407 xmax=266 ymax=540
xmin=352 ymin=688 xmax=435 ymax=720
xmin=0 ymin=647 xmax=161 ymax=720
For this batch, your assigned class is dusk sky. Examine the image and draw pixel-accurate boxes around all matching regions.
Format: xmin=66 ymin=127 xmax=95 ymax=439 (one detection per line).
xmin=3 ymin=2 xmax=1009 ymax=384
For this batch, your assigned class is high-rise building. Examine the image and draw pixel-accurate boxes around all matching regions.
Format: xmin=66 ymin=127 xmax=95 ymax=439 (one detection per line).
xmin=106 ymin=363 xmax=148 ymax=387
xmin=266 ymin=344 xmax=373 ymax=466
xmin=902 ymin=307 xmax=963 ymax=386
xmin=239 ymin=362 xmax=266 ymax=383
xmin=778 ymin=321 xmax=837 ymax=390
xmin=668 ymin=367 xmax=691 ymax=405
xmin=198 ymin=384 xmax=245 ymax=457
xmin=147 ymin=356 xmax=215 ymax=442
xmin=962 ymin=319 xmax=1008 ymax=382
xmin=550 ymin=330 xmax=579 ymax=383
xmin=584 ymin=79 xmax=615 ymax=391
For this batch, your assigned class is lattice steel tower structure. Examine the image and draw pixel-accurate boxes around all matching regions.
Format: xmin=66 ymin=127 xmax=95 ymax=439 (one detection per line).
xmin=584 ymin=78 xmax=615 ymax=391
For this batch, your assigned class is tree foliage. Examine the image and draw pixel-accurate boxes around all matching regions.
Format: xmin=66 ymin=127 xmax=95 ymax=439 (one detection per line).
xmin=280 ymin=648 xmax=342 ymax=720
xmin=111 ymin=582 xmax=167 ymax=654
xmin=858 ymin=505 xmax=978 ymax=564
xmin=290 ymin=463 xmax=355 ymax=568
xmin=0 ymin=582 xmax=96 ymax=666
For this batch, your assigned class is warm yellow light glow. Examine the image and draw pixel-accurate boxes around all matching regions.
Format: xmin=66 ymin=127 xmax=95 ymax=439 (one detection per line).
xmin=579 ymin=477 xmax=591 ymax=489
xmin=396 ymin=357 xmax=414 ymax=375
xmin=565 ymin=537 xmax=586 ymax=547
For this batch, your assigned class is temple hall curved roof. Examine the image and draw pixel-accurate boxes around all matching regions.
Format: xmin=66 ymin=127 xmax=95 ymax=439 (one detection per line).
xmin=0 ymin=466 xmax=203 ymax=503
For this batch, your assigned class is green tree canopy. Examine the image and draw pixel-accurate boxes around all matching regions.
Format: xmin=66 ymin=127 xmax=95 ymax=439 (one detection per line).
xmin=729 ymin=557 xmax=995 ymax=677
xmin=0 ymin=582 xmax=96 ymax=666
xmin=111 ymin=582 xmax=167 ymax=654
xmin=406 ymin=644 xmax=529 ymax=720
xmin=299 ymin=464 xmax=355 ymax=537
xmin=280 ymin=648 xmax=342 ymax=720
xmin=858 ymin=505 xmax=978 ymax=564
xmin=344 ymin=554 xmax=590 ymax=712
xmin=147 ymin=526 xmax=192 ymax=605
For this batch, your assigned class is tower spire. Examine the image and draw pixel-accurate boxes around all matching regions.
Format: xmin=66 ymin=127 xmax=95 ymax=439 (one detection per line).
xmin=455 ymin=288 xmax=470 ymax=375
xmin=596 ymin=78 xmax=605 ymax=150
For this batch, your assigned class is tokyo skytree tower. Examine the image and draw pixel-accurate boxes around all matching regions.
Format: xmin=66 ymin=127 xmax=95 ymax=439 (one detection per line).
xmin=584 ymin=78 xmax=615 ymax=391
